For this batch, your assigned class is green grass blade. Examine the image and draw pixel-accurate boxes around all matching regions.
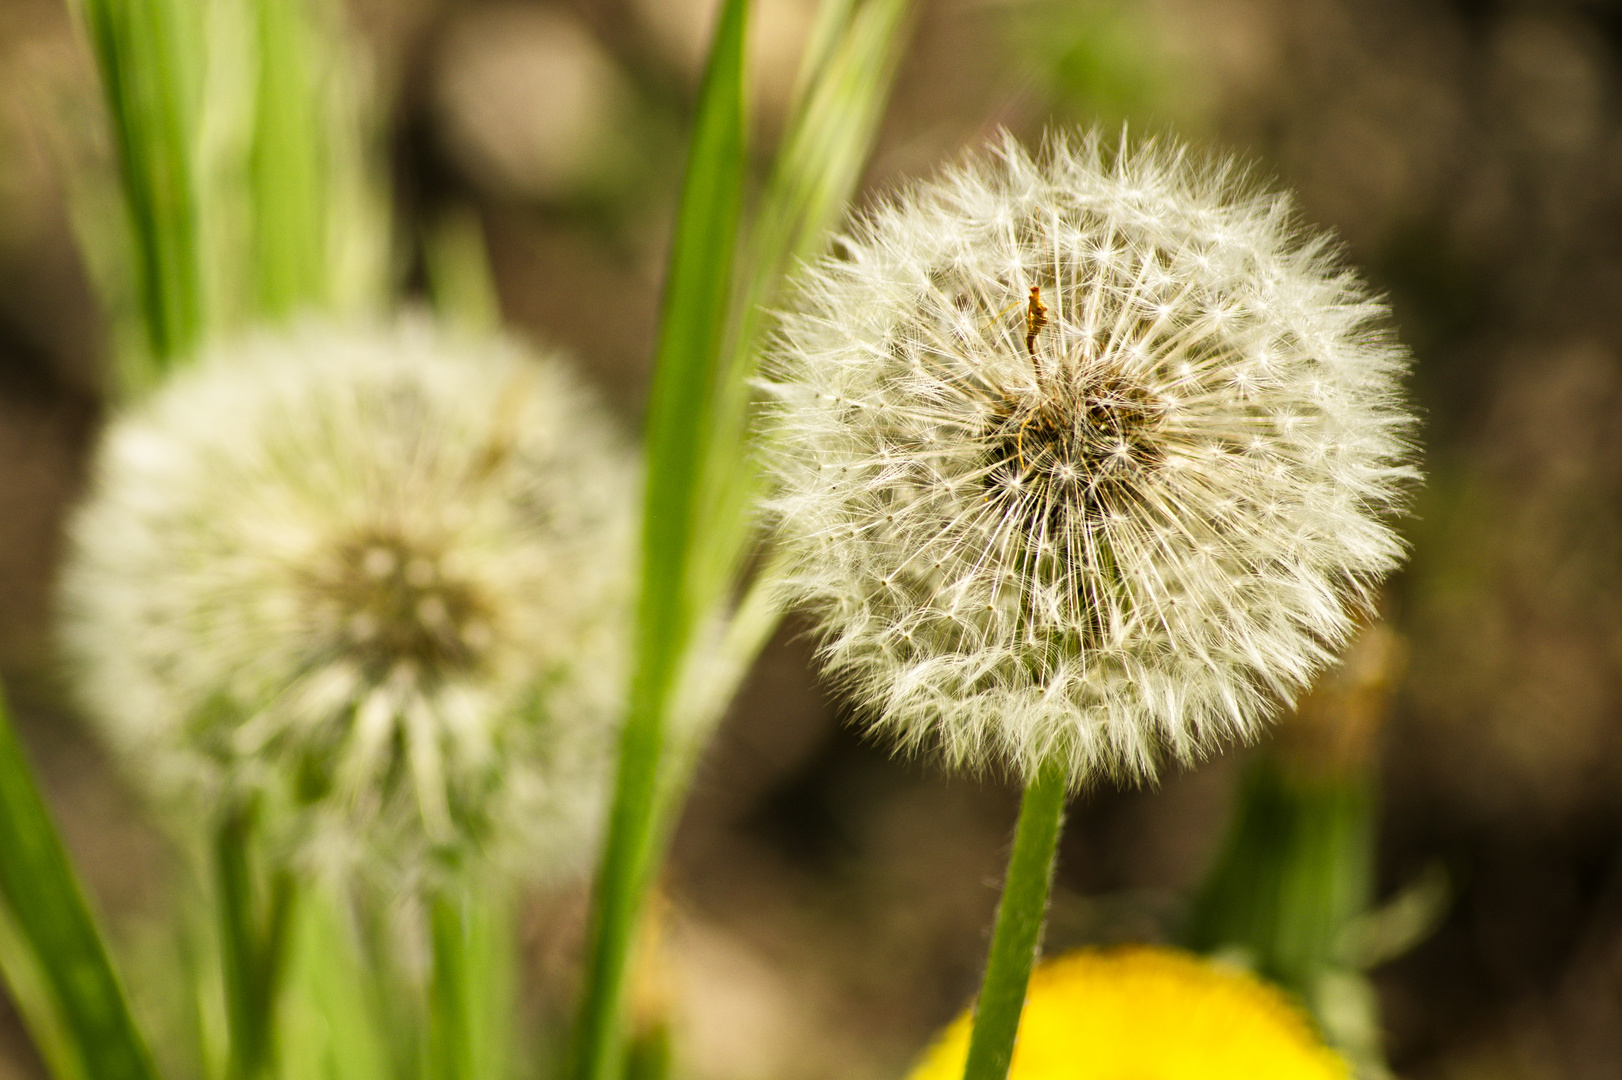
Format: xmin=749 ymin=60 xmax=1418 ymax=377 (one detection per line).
xmin=214 ymin=804 xmax=297 ymax=1080
xmin=78 ymin=0 xmax=204 ymax=378
xmin=424 ymin=883 xmax=514 ymax=1080
xmin=274 ymin=892 xmax=392 ymax=1080
xmin=0 ymin=890 xmax=90 ymax=1080
xmin=695 ymin=0 xmax=915 ymax=622
xmin=570 ymin=3 xmax=750 ymax=1079
xmin=248 ymin=0 xmax=328 ymax=319
xmin=1182 ymin=753 xmax=1376 ymax=995
xmin=424 ymin=207 xmax=502 ymax=333
xmin=0 ymin=686 xmax=164 ymax=1080
xmin=426 ymin=889 xmax=473 ymax=1080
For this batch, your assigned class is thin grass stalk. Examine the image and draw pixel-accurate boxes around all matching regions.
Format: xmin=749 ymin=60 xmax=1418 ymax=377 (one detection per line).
xmin=214 ymin=801 xmax=297 ymax=1080
xmin=696 ymin=0 xmax=914 ymax=615
xmin=422 ymin=881 xmax=515 ymax=1080
xmin=660 ymin=0 xmax=914 ymax=808
xmin=960 ymin=761 xmax=1069 ymax=1080
xmin=0 ymin=685 xmax=164 ymax=1080
xmin=426 ymin=888 xmax=473 ymax=1080
xmin=273 ymin=892 xmax=395 ymax=1080
xmin=78 ymin=0 xmax=205 ymax=377
xmin=248 ymin=0 xmax=329 ymax=319
xmin=569 ymin=3 xmax=750 ymax=1078
xmin=573 ymin=3 xmax=915 ymax=1074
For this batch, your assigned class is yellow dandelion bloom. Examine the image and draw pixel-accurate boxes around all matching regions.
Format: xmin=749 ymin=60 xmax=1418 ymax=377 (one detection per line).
xmin=907 ymin=946 xmax=1348 ymax=1080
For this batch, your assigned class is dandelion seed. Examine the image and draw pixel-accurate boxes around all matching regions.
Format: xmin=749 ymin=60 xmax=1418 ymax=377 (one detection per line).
xmin=762 ymin=131 xmax=1416 ymax=785
xmin=60 ymin=320 xmax=636 ymax=881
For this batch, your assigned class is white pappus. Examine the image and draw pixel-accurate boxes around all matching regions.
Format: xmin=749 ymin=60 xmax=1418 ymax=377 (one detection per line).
xmin=762 ymin=131 xmax=1417 ymax=786
xmin=60 ymin=320 xmax=636 ymax=882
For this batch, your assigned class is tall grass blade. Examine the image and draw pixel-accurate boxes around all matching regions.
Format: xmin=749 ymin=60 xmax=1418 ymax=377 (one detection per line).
xmin=247 ymin=0 xmax=328 ymax=319
xmin=574 ymin=3 xmax=914 ymax=1074
xmin=78 ymin=0 xmax=204 ymax=378
xmin=0 ymin=686 xmax=163 ymax=1080
xmin=214 ymin=804 xmax=296 ymax=1080
xmin=694 ymin=0 xmax=915 ymax=636
xmin=570 ymin=3 xmax=751 ymax=1078
xmin=426 ymin=883 xmax=513 ymax=1080
xmin=274 ymin=893 xmax=392 ymax=1080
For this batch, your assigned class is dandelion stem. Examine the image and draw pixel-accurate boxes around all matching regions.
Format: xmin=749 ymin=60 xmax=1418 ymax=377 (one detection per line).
xmin=961 ymin=759 xmax=1068 ymax=1080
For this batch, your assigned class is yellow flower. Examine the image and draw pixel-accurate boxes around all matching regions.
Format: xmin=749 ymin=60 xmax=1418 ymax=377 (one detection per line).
xmin=907 ymin=946 xmax=1347 ymax=1080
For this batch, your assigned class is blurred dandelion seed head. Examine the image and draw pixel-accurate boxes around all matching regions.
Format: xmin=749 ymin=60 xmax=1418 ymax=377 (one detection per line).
xmin=906 ymin=946 xmax=1348 ymax=1080
xmin=61 ymin=320 xmax=635 ymax=881
xmin=763 ymin=130 xmax=1417 ymax=786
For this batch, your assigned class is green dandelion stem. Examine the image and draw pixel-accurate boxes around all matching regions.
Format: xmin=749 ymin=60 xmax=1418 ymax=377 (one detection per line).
xmin=569 ymin=1 xmax=749 ymax=1078
xmin=0 ymin=685 xmax=163 ymax=1080
xmin=961 ymin=760 xmax=1069 ymax=1080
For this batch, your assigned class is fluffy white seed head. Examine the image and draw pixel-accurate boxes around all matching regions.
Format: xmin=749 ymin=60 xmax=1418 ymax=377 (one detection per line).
xmin=60 ymin=320 xmax=636 ymax=882
xmin=762 ymin=131 xmax=1417 ymax=787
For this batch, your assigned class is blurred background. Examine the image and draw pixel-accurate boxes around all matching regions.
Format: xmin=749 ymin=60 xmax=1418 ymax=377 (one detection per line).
xmin=3 ymin=0 xmax=1622 ymax=1077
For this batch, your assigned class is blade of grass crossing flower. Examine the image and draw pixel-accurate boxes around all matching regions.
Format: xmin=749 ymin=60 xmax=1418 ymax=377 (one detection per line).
xmin=571 ymin=3 xmax=750 ymax=1079
xmin=961 ymin=761 xmax=1068 ymax=1080
xmin=695 ymin=0 xmax=914 ymax=618
xmin=248 ymin=0 xmax=328 ymax=319
xmin=0 ymin=687 xmax=163 ymax=1080
xmin=78 ymin=0 xmax=205 ymax=377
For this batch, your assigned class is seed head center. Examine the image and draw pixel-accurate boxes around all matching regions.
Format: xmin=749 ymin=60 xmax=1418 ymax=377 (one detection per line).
xmin=983 ymin=369 xmax=1166 ymax=516
xmin=308 ymin=530 xmax=492 ymax=680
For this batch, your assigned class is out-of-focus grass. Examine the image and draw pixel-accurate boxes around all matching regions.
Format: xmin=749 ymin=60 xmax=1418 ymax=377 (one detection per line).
xmin=79 ymin=0 xmax=204 ymax=382
xmin=573 ymin=1 xmax=916 ymax=1076
xmin=570 ymin=4 xmax=750 ymax=1075
xmin=0 ymin=685 xmax=163 ymax=1080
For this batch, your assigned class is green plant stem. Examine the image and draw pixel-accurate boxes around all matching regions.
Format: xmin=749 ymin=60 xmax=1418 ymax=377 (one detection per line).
xmin=426 ymin=881 xmax=514 ymax=1080
xmin=79 ymin=0 xmax=204 ymax=374
xmin=427 ymin=888 xmax=471 ymax=1080
xmin=696 ymin=0 xmax=914 ymax=612
xmin=569 ymin=4 xmax=750 ymax=1080
xmin=249 ymin=0 xmax=328 ymax=319
xmin=215 ymin=803 xmax=296 ymax=1080
xmin=621 ymin=1019 xmax=672 ymax=1080
xmin=961 ymin=760 xmax=1069 ymax=1080
xmin=0 ymin=686 xmax=163 ymax=1080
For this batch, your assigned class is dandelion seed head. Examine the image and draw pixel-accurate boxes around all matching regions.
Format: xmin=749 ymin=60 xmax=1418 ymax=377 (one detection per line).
xmin=763 ymin=131 xmax=1416 ymax=786
xmin=60 ymin=320 xmax=635 ymax=882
